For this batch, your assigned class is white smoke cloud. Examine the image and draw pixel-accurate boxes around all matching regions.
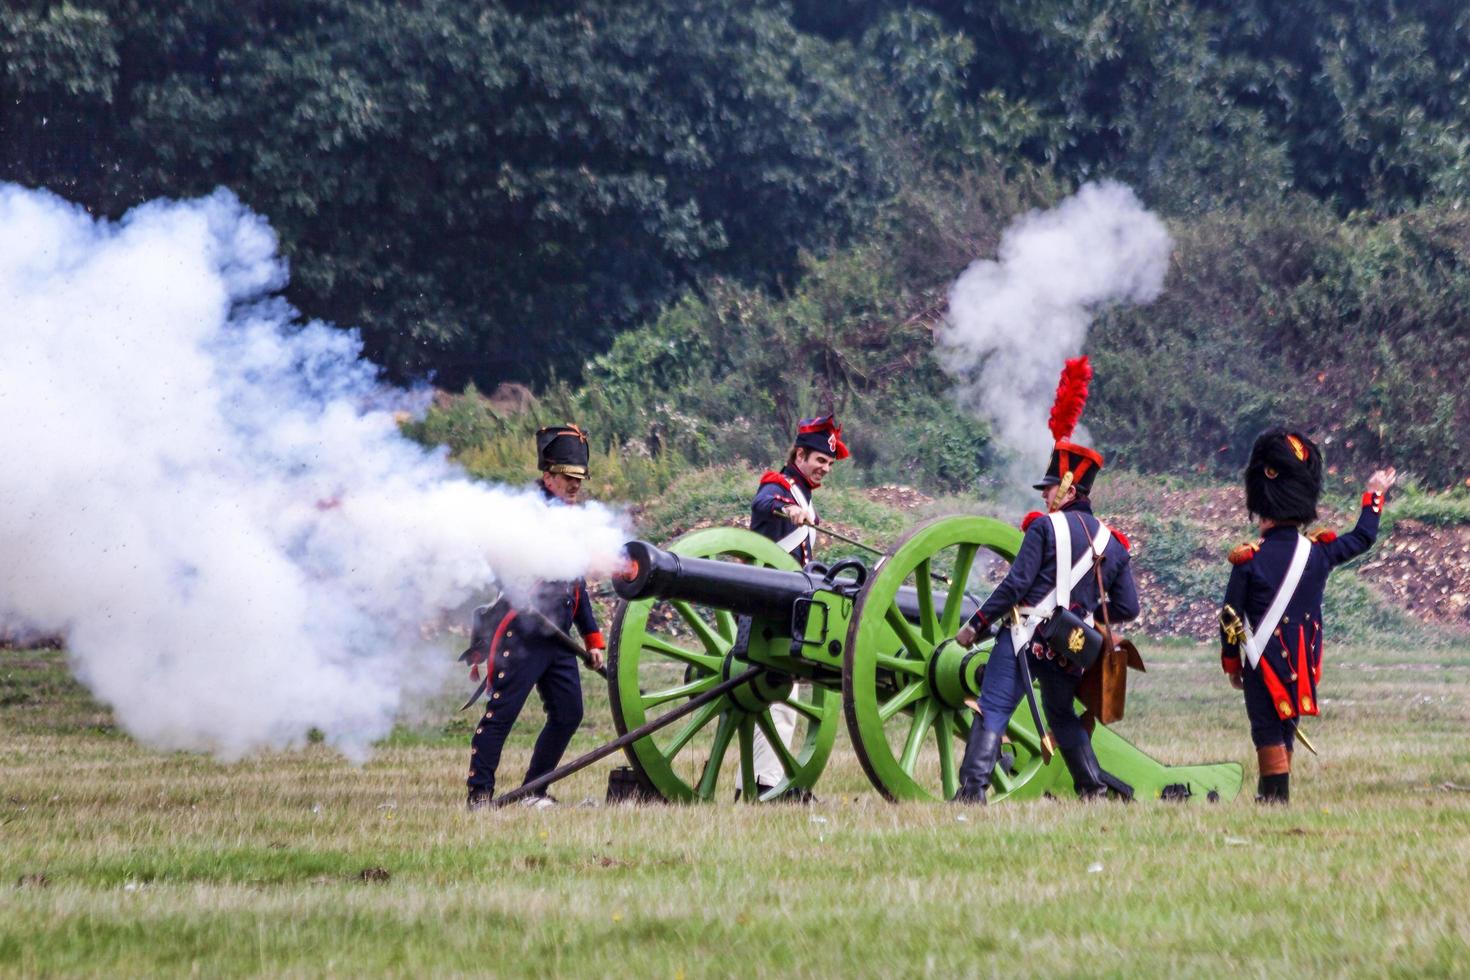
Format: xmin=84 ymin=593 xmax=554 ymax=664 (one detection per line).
xmin=938 ymin=181 xmax=1172 ymax=480
xmin=0 ymin=184 xmax=628 ymax=760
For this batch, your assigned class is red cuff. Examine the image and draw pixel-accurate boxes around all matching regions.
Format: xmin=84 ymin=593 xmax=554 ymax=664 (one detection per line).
xmin=583 ymin=631 xmax=606 ymax=651
xmin=1362 ymin=490 xmax=1384 ymax=514
xmin=969 ymin=611 xmax=990 ymax=633
xmin=1222 ymin=653 xmax=1241 ymax=675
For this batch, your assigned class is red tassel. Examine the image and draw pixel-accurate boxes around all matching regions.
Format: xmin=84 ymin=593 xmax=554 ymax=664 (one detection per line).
xmin=1048 ymin=357 xmax=1093 ymax=443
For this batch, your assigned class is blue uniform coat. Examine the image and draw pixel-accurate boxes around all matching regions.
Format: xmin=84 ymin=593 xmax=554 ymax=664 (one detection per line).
xmin=750 ymin=466 xmax=818 ymax=564
xmin=1219 ymin=491 xmax=1383 ymax=722
xmin=968 ymin=500 xmax=1139 ymax=634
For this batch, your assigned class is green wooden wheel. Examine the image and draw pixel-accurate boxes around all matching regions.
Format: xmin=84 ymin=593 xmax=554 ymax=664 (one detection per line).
xmin=607 ymin=526 xmax=840 ymax=802
xmin=843 ymin=515 xmax=1065 ymax=802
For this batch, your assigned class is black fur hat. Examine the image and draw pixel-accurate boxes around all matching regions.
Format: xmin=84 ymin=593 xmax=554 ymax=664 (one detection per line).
xmin=1245 ymin=427 xmax=1322 ymax=524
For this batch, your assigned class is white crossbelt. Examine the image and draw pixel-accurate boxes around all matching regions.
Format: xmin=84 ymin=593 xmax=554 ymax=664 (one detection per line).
xmin=1241 ymin=532 xmax=1311 ymax=669
xmin=775 ymin=480 xmax=817 ymax=558
xmin=1010 ymin=512 xmax=1111 ymax=650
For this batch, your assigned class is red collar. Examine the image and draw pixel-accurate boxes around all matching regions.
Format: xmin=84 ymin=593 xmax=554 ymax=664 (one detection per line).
xmin=758 ymin=466 xmax=816 ymax=494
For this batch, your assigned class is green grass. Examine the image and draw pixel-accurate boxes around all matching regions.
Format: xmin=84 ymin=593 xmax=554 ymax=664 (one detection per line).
xmin=3 ymin=641 xmax=1469 ymax=977
xmin=1383 ymin=481 xmax=1470 ymax=530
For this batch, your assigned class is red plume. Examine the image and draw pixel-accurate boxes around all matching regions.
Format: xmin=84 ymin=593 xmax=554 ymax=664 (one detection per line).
xmin=1048 ymin=356 xmax=1092 ymax=443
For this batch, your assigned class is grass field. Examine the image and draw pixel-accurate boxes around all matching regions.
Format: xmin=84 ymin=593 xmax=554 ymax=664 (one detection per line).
xmin=3 ymin=641 xmax=1469 ymax=978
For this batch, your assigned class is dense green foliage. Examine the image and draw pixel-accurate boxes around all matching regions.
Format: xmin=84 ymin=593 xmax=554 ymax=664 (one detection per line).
xmin=7 ymin=0 xmax=1470 ymax=483
xmin=7 ymin=2 xmax=1470 ymax=364
xmin=1091 ymin=203 xmax=1470 ymax=483
xmin=434 ymin=180 xmax=1469 ymax=491
xmin=2 ymin=0 xmax=894 ymax=384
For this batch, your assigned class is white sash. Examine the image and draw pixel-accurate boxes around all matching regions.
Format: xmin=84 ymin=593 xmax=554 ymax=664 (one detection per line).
xmin=1242 ymin=533 xmax=1311 ymax=669
xmin=1009 ymin=513 xmax=1112 ymax=650
xmin=774 ymin=480 xmax=817 ymax=559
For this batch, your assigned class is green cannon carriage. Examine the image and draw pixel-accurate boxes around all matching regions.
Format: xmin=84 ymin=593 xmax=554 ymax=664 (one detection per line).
xmin=608 ymin=515 xmax=1242 ymax=804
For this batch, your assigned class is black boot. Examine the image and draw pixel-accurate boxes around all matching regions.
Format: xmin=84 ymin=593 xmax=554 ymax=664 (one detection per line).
xmin=1060 ymin=742 xmax=1109 ymax=800
xmin=1255 ymin=773 xmax=1290 ymax=804
xmin=466 ymin=788 xmax=494 ymax=811
xmin=956 ymin=725 xmax=1003 ymax=804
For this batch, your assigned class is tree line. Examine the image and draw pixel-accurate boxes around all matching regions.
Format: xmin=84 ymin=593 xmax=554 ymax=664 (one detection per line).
xmin=5 ymin=0 xmax=1470 ymax=484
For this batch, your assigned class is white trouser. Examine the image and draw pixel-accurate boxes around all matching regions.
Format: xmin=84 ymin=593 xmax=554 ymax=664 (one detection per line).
xmin=749 ymin=694 xmax=800 ymax=788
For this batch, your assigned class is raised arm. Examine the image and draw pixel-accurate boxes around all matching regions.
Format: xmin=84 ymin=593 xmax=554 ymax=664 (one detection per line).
xmin=1319 ymin=468 xmax=1395 ymax=567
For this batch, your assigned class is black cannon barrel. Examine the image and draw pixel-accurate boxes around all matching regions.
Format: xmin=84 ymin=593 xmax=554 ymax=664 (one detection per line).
xmin=615 ymin=540 xmax=827 ymax=620
xmin=616 ymin=540 xmax=984 ymax=629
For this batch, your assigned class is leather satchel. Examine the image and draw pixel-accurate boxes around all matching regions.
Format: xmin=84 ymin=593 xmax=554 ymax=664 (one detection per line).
xmin=1078 ymin=558 xmax=1146 ymax=726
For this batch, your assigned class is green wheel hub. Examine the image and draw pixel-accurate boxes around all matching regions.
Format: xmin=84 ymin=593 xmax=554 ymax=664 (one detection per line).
xmin=843 ymin=515 xmax=1065 ymax=802
xmin=608 ymin=527 xmax=839 ymax=802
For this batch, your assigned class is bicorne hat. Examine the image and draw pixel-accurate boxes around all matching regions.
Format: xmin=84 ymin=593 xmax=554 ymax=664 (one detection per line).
xmin=536 ymin=424 xmax=590 ymax=478
xmin=1244 ymin=427 xmax=1322 ymax=524
xmin=1033 ymin=357 xmax=1104 ymax=495
xmin=793 ymin=414 xmax=850 ymax=460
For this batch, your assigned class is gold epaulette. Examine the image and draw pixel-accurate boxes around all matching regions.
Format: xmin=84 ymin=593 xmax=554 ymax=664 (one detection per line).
xmin=1228 ymin=542 xmax=1259 ymax=565
xmin=1309 ymin=527 xmax=1338 ymax=544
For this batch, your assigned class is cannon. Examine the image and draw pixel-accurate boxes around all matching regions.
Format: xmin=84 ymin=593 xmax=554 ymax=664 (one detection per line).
xmin=606 ymin=516 xmax=1243 ymax=804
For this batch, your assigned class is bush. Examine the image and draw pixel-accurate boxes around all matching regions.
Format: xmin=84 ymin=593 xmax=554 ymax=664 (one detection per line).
xmin=1382 ymin=481 xmax=1470 ymax=531
xmin=1090 ymin=203 xmax=1470 ymax=488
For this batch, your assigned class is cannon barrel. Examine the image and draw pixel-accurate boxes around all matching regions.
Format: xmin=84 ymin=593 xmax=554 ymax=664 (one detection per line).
xmin=616 ymin=540 xmax=827 ymax=620
xmin=616 ymin=540 xmax=981 ymax=628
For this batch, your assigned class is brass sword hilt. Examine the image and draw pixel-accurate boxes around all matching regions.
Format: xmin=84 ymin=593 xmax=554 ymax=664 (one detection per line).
xmin=1219 ymin=604 xmax=1247 ymax=647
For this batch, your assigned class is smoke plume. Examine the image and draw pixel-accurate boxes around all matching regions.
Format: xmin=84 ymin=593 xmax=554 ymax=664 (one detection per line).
xmin=938 ymin=181 xmax=1172 ymax=482
xmin=0 ymin=185 xmax=627 ymax=760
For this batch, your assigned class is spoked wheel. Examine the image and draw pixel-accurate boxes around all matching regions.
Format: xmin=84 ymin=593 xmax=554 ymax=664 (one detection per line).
xmin=843 ymin=515 xmax=1065 ymax=802
xmin=608 ymin=527 xmax=839 ymax=802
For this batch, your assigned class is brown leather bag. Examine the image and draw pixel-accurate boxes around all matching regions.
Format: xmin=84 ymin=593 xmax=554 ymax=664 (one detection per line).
xmin=1078 ymin=554 xmax=1146 ymax=727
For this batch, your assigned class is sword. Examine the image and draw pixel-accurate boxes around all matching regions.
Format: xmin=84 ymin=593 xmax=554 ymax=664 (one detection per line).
xmin=1293 ymin=724 xmax=1319 ymax=756
xmin=459 ymin=678 xmax=487 ymax=712
xmin=1015 ymin=639 xmax=1056 ymax=763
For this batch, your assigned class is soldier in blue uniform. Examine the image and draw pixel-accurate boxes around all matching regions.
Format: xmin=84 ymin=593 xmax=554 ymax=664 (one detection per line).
xmin=747 ymin=414 xmax=848 ymax=795
xmin=1219 ymin=427 xmax=1395 ymax=804
xmin=466 ymin=425 xmax=606 ymax=810
xmin=954 ymin=358 xmax=1139 ymax=803
xmin=751 ymin=414 xmax=848 ymax=567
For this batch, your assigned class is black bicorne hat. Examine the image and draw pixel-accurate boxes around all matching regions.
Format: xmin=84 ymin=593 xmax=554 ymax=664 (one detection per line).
xmin=793 ymin=414 xmax=850 ymax=460
xmin=1245 ymin=427 xmax=1322 ymax=524
xmin=536 ymin=424 xmax=590 ymax=478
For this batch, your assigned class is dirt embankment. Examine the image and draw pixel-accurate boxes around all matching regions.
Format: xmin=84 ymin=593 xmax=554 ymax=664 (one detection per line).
xmin=1094 ymin=485 xmax=1469 ymax=638
xmin=1356 ymin=519 xmax=1470 ymax=626
xmin=865 ymin=484 xmax=1470 ymax=640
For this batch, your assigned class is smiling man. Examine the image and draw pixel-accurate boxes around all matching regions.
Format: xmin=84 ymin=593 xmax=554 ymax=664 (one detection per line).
xmin=745 ymin=414 xmax=849 ymax=799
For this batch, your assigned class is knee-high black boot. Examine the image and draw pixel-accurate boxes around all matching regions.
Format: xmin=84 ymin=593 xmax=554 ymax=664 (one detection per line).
xmin=1060 ymin=741 xmax=1109 ymax=800
xmin=956 ymin=723 xmax=1003 ymax=804
xmin=1256 ymin=772 xmax=1290 ymax=804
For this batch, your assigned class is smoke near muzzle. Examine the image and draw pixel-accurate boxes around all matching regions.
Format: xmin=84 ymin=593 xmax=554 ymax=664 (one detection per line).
xmin=0 ymin=184 xmax=627 ymax=760
xmin=938 ymin=181 xmax=1172 ymax=486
